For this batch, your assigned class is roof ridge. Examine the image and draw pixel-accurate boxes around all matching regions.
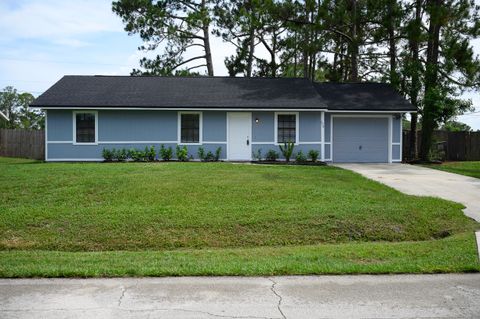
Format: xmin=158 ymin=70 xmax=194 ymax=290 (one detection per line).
xmin=63 ymin=75 xmax=312 ymax=80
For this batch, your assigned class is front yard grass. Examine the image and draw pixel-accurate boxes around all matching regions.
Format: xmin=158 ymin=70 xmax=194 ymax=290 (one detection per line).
xmin=422 ymin=161 xmax=480 ymax=179
xmin=0 ymin=157 xmax=478 ymax=277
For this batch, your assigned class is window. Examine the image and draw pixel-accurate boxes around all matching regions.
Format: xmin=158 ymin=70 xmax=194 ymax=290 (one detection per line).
xmin=277 ymin=113 xmax=297 ymax=143
xmin=74 ymin=112 xmax=97 ymax=144
xmin=180 ymin=113 xmax=201 ymax=143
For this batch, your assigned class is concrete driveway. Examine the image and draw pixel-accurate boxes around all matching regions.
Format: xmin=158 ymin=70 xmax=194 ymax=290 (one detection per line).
xmin=335 ymin=163 xmax=480 ymax=222
xmin=1 ymin=275 xmax=480 ymax=319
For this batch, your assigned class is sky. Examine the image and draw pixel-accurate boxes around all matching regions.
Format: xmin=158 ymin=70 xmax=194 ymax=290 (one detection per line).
xmin=1 ymin=0 xmax=479 ymax=129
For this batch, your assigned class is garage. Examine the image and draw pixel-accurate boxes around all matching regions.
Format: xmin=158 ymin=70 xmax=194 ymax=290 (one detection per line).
xmin=333 ymin=117 xmax=390 ymax=163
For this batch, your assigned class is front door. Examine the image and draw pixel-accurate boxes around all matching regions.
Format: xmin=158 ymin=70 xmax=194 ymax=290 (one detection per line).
xmin=227 ymin=112 xmax=251 ymax=160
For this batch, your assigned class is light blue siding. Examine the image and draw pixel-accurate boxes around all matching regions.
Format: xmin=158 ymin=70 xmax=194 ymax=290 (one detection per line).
xmin=324 ymin=113 xmax=331 ymax=143
xmin=46 ymin=109 xmax=398 ymax=162
xmin=47 ymin=110 xmax=72 ymax=141
xmin=325 ymin=144 xmax=331 ymax=160
xmin=299 ymin=112 xmax=322 ymax=142
xmin=203 ymin=111 xmax=227 ymax=142
xmin=252 ymin=112 xmax=274 ymax=142
xmin=392 ymin=144 xmax=401 ymax=160
xmin=333 ymin=117 xmax=389 ymax=163
xmin=98 ymin=110 xmax=177 ymax=141
xmin=392 ymin=115 xmax=401 ymax=143
xmin=252 ymin=144 xmax=322 ymax=160
xmin=48 ymin=143 xmax=226 ymax=160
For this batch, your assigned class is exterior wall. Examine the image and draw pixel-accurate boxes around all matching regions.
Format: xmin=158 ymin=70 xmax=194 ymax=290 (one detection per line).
xmin=46 ymin=110 xmax=227 ymax=161
xmin=251 ymin=111 xmax=323 ymax=160
xmin=46 ymin=109 xmax=402 ymax=163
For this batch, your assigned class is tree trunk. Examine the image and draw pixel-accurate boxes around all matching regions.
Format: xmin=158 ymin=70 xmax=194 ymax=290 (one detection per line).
xmin=420 ymin=0 xmax=442 ymax=161
xmin=408 ymin=0 xmax=422 ymax=160
xmin=201 ymin=0 xmax=214 ymax=76
xmin=387 ymin=0 xmax=397 ymax=88
xmin=246 ymin=26 xmax=255 ymax=77
xmin=348 ymin=0 xmax=358 ymax=82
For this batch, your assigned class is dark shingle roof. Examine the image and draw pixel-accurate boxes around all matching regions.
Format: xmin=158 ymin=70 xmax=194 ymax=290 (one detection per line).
xmin=313 ymin=82 xmax=415 ymax=111
xmin=30 ymin=76 xmax=327 ymax=109
xmin=31 ymin=76 xmax=415 ymax=111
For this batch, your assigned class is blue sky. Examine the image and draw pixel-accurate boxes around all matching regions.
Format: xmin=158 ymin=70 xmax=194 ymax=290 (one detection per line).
xmin=1 ymin=0 xmax=479 ymax=129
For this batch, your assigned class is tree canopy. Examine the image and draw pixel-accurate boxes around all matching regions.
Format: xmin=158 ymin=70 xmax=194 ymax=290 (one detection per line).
xmin=113 ymin=0 xmax=480 ymax=160
xmin=0 ymin=86 xmax=44 ymax=130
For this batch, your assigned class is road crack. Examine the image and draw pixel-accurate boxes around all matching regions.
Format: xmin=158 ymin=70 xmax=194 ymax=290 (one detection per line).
xmin=268 ymin=278 xmax=286 ymax=319
xmin=118 ymin=286 xmax=126 ymax=307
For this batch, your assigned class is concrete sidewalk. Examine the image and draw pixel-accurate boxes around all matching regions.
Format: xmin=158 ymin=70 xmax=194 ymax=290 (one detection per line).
xmin=335 ymin=163 xmax=480 ymax=222
xmin=1 ymin=274 xmax=480 ymax=318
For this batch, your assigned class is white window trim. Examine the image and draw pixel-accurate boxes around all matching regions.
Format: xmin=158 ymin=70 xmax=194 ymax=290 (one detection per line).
xmin=274 ymin=112 xmax=299 ymax=145
xmin=178 ymin=111 xmax=203 ymax=145
xmin=72 ymin=111 xmax=98 ymax=145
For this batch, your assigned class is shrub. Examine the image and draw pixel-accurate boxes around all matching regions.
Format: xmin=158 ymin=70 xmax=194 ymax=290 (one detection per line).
xmin=308 ymin=149 xmax=319 ymax=162
xmin=145 ymin=146 xmax=156 ymax=162
xmin=296 ymin=151 xmax=307 ymax=163
xmin=205 ymin=151 xmax=215 ymax=161
xmin=159 ymin=144 xmax=173 ymax=161
xmin=252 ymin=149 xmax=262 ymax=161
xmin=265 ymin=149 xmax=279 ymax=161
xmin=176 ymin=145 xmax=189 ymax=161
xmin=114 ymin=148 xmax=128 ymax=162
xmin=129 ymin=148 xmax=144 ymax=162
xmin=279 ymin=141 xmax=295 ymax=162
xmin=198 ymin=147 xmax=206 ymax=161
xmin=214 ymin=147 xmax=222 ymax=161
xmin=102 ymin=148 xmax=114 ymax=162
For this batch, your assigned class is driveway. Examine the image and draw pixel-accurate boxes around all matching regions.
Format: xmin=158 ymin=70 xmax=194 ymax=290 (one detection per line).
xmin=1 ymin=275 xmax=480 ymax=318
xmin=335 ymin=163 xmax=480 ymax=222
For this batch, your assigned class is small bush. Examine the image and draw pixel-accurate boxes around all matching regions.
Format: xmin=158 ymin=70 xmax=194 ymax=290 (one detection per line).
xmin=308 ymin=149 xmax=319 ymax=162
xmin=114 ymin=148 xmax=128 ymax=162
xmin=198 ymin=147 xmax=206 ymax=161
xmin=296 ymin=151 xmax=307 ymax=163
xmin=159 ymin=144 xmax=173 ymax=161
xmin=204 ymin=151 xmax=214 ymax=161
xmin=145 ymin=146 xmax=156 ymax=162
xmin=102 ymin=148 xmax=114 ymax=162
xmin=176 ymin=145 xmax=189 ymax=161
xmin=129 ymin=148 xmax=145 ymax=162
xmin=265 ymin=149 xmax=279 ymax=161
xmin=252 ymin=149 xmax=262 ymax=161
xmin=214 ymin=147 xmax=222 ymax=161
xmin=279 ymin=141 xmax=295 ymax=162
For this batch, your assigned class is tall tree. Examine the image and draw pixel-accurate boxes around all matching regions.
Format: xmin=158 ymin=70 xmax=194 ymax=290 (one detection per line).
xmin=420 ymin=0 xmax=480 ymax=160
xmin=214 ymin=0 xmax=261 ymax=77
xmin=112 ymin=0 xmax=215 ymax=75
xmin=0 ymin=87 xmax=44 ymax=130
xmin=404 ymin=0 xmax=423 ymax=160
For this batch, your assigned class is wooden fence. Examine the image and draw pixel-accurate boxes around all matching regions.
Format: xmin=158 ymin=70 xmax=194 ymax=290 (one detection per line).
xmin=403 ymin=130 xmax=480 ymax=161
xmin=0 ymin=129 xmax=45 ymax=160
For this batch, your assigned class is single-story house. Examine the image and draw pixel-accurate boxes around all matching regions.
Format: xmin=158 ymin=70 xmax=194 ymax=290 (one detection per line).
xmin=30 ymin=76 xmax=415 ymax=163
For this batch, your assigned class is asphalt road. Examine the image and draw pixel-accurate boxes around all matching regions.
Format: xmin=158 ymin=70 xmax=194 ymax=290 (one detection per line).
xmin=1 ymin=274 xmax=480 ymax=318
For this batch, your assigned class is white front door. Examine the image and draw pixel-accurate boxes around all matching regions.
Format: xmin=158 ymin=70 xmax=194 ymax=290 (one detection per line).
xmin=227 ymin=112 xmax=252 ymax=160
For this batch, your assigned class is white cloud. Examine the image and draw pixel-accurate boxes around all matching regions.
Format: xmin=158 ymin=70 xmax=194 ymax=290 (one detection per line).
xmin=0 ymin=0 xmax=123 ymax=46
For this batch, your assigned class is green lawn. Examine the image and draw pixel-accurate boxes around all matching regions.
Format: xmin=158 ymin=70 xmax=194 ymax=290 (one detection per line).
xmin=422 ymin=161 xmax=480 ymax=179
xmin=0 ymin=157 xmax=478 ymax=277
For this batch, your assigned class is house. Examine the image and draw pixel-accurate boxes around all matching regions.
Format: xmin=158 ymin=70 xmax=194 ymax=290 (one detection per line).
xmin=30 ymin=76 xmax=415 ymax=163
